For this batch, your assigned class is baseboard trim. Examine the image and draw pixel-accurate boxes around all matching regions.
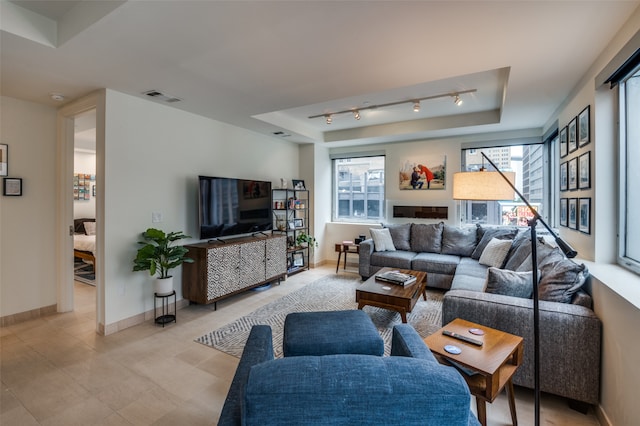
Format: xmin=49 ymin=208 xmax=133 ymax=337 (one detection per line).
xmin=103 ymin=298 xmax=190 ymax=335
xmin=595 ymin=403 xmax=612 ymax=426
xmin=0 ymin=304 xmax=57 ymax=327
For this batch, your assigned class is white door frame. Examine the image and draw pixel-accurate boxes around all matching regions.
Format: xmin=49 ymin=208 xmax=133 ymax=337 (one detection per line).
xmin=56 ymin=90 xmax=106 ymax=333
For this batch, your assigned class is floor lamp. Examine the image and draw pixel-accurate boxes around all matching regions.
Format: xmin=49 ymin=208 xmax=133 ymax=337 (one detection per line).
xmin=452 ymin=152 xmax=577 ymax=426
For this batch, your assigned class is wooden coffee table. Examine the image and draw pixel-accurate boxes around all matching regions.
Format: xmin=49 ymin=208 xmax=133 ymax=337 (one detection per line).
xmin=424 ymin=318 xmax=523 ymax=426
xmin=356 ymin=267 xmax=427 ymax=323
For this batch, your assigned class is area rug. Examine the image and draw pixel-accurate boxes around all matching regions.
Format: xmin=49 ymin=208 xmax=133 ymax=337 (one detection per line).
xmin=195 ymin=274 xmax=444 ymax=358
xmin=74 ymin=258 xmax=95 ymax=286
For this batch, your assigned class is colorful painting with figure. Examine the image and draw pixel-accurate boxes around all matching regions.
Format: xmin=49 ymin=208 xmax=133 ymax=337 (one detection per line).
xmin=399 ymin=156 xmax=446 ymax=190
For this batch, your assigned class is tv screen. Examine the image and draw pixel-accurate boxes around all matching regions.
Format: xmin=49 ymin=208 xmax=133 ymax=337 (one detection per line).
xmin=198 ymin=176 xmax=273 ymax=240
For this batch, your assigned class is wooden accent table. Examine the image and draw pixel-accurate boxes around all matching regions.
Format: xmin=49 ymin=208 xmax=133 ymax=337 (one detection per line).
xmin=424 ymin=318 xmax=523 ymax=426
xmin=334 ymin=242 xmax=360 ymax=273
xmin=356 ymin=267 xmax=427 ymax=323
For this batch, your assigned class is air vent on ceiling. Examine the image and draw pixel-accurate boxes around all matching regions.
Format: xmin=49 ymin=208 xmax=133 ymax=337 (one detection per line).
xmin=142 ymin=90 xmax=182 ymax=103
xmin=273 ymin=131 xmax=291 ymax=137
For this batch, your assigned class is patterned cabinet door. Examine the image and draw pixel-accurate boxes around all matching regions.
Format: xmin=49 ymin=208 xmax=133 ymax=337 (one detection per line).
xmin=240 ymin=240 xmax=266 ymax=286
xmin=266 ymin=236 xmax=287 ymax=279
xmin=207 ymin=244 xmax=240 ymax=300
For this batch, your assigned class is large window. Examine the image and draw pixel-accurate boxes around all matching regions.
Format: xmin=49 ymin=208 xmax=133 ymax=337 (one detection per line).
xmin=333 ymin=155 xmax=385 ymax=222
xmin=618 ymin=65 xmax=640 ymax=274
xmin=460 ymin=144 xmax=548 ymax=226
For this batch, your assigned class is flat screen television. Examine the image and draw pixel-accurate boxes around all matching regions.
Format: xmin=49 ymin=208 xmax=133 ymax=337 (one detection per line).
xmin=198 ymin=175 xmax=273 ymax=240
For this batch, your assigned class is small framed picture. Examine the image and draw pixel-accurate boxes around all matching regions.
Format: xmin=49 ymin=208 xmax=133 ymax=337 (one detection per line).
xmin=578 ymin=105 xmax=590 ymax=147
xmin=579 ymin=151 xmax=591 ymax=190
xmin=568 ymin=157 xmax=578 ymax=191
xmin=292 ymin=179 xmax=306 ymax=190
xmin=559 ymin=198 xmax=568 ymax=227
xmin=560 ymin=162 xmax=568 ymax=192
xmin=568 ymin=198 xmax=578 ymax=229
xmin=288 ymin=221 xmax=296 ymax=230
xmin=0 ymin=144 xmax=7 ymax=176
xmin=294 ymin=218 xmax=304 ymax=228
xmin=3 ymin=177 xmax=22 ymax=196
xmin=579 ymin=198 xmax=591 ymax=234
xmin=568 ymin=117 xmax=578 ymax=153
xmin=292 ymin=252 xmax=304 ymax=267
xmin=559 ymin=126 xmax=568 ymax=158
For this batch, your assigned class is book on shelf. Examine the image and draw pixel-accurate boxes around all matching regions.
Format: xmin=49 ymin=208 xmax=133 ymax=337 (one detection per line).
xmin=375 ymin=270 xmax=417 ymax=286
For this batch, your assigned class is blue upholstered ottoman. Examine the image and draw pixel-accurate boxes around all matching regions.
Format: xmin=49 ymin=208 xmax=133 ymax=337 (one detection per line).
xmin=283 ymin=310 xmax=384 ymax=357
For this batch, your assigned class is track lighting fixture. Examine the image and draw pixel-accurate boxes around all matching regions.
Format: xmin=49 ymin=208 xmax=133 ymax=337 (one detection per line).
xmin=309 ymin=89 xmax=475 ymax=123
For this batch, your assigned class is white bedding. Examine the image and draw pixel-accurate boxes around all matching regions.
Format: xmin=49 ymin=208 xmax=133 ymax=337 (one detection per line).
xmin=74 ymin=234 xmax=95 ymax=254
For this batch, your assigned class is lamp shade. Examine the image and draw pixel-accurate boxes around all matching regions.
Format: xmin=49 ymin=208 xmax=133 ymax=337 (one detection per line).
xmin=452 ymin=171 xmax=516 ymax=201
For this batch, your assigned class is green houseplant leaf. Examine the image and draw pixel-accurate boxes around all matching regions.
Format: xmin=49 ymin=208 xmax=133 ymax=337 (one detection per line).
xmin=132 ymin=228 xmax=194 ymax=279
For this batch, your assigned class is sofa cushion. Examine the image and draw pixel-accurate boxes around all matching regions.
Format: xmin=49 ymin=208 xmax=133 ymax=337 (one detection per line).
xmin=370 ymin=251 xmax=416 ymax=269
xmin=411 ymin=252 xmax=460 ymax=275
xmin=370 ymin=228 xmax=396 ymax=252
xmin=515 ymin=241 xmax=556 ymax=272
xmin=410 ymin=222 xmax=444 ymax=253
xmin=384 ymin=223 xmax=411 ymax=251
xmin=536 ymin=248 xmax=589 ymax=303
xmin=485 ymin=267 xmax=535 ymax=298
xmin=441 ymin=225 xmax=477 ymax=256
xmin=450 ymin=258 xmax=488 ymax=292
xmin=471 ymin=225 xmax=518 ymax=260
xmin=478 ymin=238 xmax=513 ymax=268
xmin=502 ymin=231 xmax=532 ymax=270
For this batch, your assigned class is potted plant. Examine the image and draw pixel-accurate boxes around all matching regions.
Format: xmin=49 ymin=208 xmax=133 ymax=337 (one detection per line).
xmin=296 ymin=231 xmax=318 ymax=249
xmin=133 ymin=228 xmax=193 ymax=295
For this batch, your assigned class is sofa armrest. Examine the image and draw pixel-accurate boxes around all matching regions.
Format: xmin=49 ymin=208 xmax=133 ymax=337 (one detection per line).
xmin=390 ymin=324 xmax=437 ymax=363
xmin=358 ymin=239 xmax=375 ymax=279
xmin=443 ymin=289 xmax=601 ymax=405
xmin=218 ymin=325 xmax=274 ymax=426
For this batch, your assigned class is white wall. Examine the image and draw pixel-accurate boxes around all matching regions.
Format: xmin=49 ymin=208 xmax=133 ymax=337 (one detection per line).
xmin=0 ymin=96 xmax=58 ymax=317
xmin=73 ymin=151 xmax=96 ymax=219
xmin=102 ymin=90 xmax=300 ymax=325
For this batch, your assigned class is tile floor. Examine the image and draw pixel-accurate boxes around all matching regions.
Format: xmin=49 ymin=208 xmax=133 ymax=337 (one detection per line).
xmin=1 ymin=265 xmax=601 ymax=425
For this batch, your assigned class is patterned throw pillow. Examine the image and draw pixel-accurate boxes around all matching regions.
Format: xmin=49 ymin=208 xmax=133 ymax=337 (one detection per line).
xmin=369 ymin=228 xmax=396 ymax=252
xmin=485 ymin=267 xmax=535 ymax=299
xmin=478 ymin=238 xmax=513 ymax=268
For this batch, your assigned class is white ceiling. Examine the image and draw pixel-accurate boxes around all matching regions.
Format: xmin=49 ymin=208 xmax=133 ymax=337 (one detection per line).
xmin=2 ymin=0 xmax=638 ymax=147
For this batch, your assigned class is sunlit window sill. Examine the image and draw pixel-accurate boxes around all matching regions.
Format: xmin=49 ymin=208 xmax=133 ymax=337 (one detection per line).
xmin=577 ymin=259 xmax=640 ymax=310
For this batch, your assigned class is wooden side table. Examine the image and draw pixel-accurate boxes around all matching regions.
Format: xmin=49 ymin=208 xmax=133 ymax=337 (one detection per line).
xmin=424 ymin=318 xmax=523 ymax=426
xmin=334 ymin=241 xmax=359 ymax=273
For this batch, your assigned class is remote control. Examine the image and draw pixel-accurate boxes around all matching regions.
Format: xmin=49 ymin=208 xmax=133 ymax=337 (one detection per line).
xmin=442 ymin=330 xmax=483 ymax=346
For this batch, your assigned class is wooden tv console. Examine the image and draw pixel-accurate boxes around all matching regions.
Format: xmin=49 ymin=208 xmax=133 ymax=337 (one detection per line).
xmin=182 ymin=235 xmax=287 ymax=307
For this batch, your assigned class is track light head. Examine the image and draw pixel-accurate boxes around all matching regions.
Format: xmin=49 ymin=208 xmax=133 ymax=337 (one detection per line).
xmin=413 ymin=101 xmax=420 ymax=112
xmin=454 ymin=95 xmax=462 ymax=106
xmin=353 ymin=110 xmax=361 ymax=120
xmin=325 ymin=114 xmax=332 ymax=124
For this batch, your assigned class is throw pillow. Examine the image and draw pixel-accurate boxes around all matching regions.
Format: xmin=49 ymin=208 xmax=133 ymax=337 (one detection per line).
xmin=478 ymin=238 xmax=513 ymax=268
xmin=84 ymin=221 xmax=96 ymax=236
xmin=383 ymin=223 xmax=411 ymax=251
xmin=485 ymin=267 xmax=536 ymax=299
xmin=410 ymin=222 xmax=444 ymax=253
xmin=369 ymin=228 xmax=396 ymax=252
xmin=441 ymin=225 xmax=477 ymax=256
xmin=515 ymin=241 xmax=556 ymax=272
xmin=537 ymin=254 xmax=589 ymax=303
xmin=471 ymin=226 xmax=518 ymax=260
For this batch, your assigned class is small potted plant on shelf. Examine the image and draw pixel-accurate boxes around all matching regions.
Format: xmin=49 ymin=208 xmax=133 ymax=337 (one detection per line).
xmin=133 ymin=228 xmax=193 ymax=295
xmin=296 ymin=231 xmax=318 ymax=249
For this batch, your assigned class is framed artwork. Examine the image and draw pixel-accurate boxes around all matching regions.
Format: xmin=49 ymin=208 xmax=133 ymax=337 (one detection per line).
xmin=568 ymin=117 xmax=578 ymax=153
xmin=560 ymin=162 xmax=568 ymax=192
xmin=288 ymin=221 xmax=296 ymax=230
xmin=559 ymin=198 xmax=568 ymax=227
xmin=579 ymin=151 xmax=591 ymax=189
xmin=294 ymin=218 xmax=304 ymax=228
xmin=578 ymin=105 xmax=590 ymax=147
xmin=0 ymin=144 xmax=7 ymax=176
xmin=399 ymin=155 xmax=446 ymax=190
xmin=568 ymin=198 xmax=578 ymax=229
xmin=579 ymin=198 xmax=591 ymax=234
xmin=292 ymin=252 xmax=304 ymax=267
xmin=3 ymin=177 xmax=22 ymax=196
xmin=559 ymin=126 xmax=568 ymax=158
xmin=292 ymin=179 xmax=306 ymax=190
xmin=568 ymin=157 xmax=578 ymax=191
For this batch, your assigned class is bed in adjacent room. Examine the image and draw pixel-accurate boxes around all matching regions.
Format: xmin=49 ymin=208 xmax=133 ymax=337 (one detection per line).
xmin=74 ymin=218 xmax=96 ymax=274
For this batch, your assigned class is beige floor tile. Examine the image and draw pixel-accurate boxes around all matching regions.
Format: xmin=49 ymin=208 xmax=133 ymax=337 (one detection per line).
xmin=39 ymin=396 xmax=115 ymax=426
xmin=116 ymin=386 xmax=179 ymax=426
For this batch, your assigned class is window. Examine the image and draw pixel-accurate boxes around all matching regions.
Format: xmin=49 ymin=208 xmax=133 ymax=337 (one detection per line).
xmin=618 ymin=65 xmax=640 ymax=274
xmin=460 ymin=144 xmax=548 ymax=226
xmin=333 ymin=155 xmax=385 ymax=222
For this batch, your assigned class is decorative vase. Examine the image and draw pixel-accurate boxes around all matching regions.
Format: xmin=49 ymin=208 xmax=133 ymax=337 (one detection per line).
xmin=154 ymin=276 xmax=174 ymax=296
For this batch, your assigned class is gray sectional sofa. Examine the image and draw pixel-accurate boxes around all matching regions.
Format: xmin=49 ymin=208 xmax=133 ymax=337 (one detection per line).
xmin=358 ymin=222 xmax=601 ymax=407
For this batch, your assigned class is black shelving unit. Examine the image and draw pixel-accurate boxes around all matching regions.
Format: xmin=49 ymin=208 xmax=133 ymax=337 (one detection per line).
xmin=272 ymin=188 xmax=310 ymax=275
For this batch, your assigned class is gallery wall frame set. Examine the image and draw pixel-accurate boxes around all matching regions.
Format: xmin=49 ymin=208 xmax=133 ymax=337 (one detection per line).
xmin=560 ymin=197 xmax=590 ymax=234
